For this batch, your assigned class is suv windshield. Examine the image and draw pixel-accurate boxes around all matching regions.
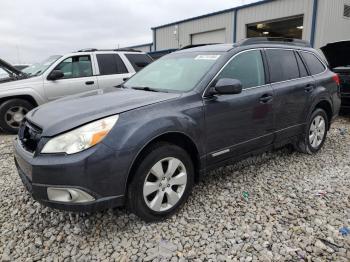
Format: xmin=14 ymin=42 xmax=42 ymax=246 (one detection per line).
xmin=0 ymin=68 xmax=10 ymax=81
xmin=23 ymin=55 xmax=62 ymax=77
xmin=124 ymin=52 xmax=221 ymax=92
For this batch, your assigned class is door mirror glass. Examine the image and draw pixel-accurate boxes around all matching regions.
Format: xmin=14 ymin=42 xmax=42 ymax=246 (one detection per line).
xmin=48 ymin=70 xmax=64 ymax=81
xmin=214 ymin=78 xmax=243 ymax=95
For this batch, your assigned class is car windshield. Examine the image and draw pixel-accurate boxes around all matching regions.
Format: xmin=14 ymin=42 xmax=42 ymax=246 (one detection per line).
xmin=124 ymin=52 xmax=221 ymax=92
xmin=23 ymin=55 xmax=62 ymax=77
xmin=0 ymin=68 xmax=10 ymax=80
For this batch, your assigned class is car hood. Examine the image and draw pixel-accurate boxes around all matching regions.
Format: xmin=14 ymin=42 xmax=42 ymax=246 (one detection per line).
xmin=26 ymin=88 xmax=181 ymax=136
xmin=321 ymin=41 xmax=350 ymax=69
xmin=0 ymin=75 xmax=41 ymax=89
xmin=0 ymin=58 xmax=27 ymax=83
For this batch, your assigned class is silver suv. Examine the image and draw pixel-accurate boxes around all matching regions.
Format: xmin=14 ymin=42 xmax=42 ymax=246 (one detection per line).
xmin=0 ymin=49 xmax=152 ymax=133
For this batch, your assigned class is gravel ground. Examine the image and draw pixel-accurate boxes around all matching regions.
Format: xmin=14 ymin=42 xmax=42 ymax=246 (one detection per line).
xmin=1 ymin=118 xmax=350 ymax=262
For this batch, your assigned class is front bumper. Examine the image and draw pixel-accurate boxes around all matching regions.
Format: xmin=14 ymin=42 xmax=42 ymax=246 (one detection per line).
xmin=14 ymin=138 xmax=134 ymax=212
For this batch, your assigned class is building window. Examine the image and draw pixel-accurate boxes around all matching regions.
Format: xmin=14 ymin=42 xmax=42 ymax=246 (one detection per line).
xmin=344 ymin=5 xmax=350 ymax=18
xmin=246 ymin=16 xmax=304 ymax=39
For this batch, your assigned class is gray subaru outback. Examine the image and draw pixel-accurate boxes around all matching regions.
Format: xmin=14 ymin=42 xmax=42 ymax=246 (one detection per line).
xmin=14 ymin=38 xmax=341 ymax=221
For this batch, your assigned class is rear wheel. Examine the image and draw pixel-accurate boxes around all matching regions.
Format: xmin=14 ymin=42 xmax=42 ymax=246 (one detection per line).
xmin=295 ymin=108 xmax=328 ymax=154
xmin=127 ymin=143 xmax=194 ymax=222
xmin=0 ymin=99 xmax=34 ymax=134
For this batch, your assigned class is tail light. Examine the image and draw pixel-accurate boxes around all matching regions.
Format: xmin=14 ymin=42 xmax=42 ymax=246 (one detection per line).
xmin=332 ymin=74 xmax=340 ymax=86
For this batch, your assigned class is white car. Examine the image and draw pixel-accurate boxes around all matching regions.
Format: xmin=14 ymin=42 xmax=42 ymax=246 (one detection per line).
xmin=0 ymin=49 xmax=153 ymax=133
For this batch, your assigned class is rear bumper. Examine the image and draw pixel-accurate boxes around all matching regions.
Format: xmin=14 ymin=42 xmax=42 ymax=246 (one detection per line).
xmin=14 ymin=138 xmax=134 ymax=212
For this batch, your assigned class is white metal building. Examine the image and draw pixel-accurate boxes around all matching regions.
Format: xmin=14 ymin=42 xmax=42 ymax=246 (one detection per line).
xmin=130 ymin=0 xmax=350 ymax=52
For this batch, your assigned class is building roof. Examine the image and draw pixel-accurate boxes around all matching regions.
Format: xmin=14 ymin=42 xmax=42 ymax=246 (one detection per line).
xmin=151 ymin=0 xmax=276 ymax=30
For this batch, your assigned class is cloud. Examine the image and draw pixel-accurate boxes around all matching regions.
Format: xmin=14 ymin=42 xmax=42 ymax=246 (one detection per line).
xmin=0 ymin=0 xmax=260 ymax=64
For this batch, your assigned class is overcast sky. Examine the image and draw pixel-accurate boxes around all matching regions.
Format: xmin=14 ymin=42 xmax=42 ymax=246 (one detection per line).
xmin=0 ymin=0 xmax=260 ymax=64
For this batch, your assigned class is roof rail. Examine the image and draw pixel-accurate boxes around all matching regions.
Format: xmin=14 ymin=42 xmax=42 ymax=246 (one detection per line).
xmin=238 ymin=37 xmax=311 ymax=47
xmin=114 ymin=48 xmax=143 ymax=52
xmin=76 ymin=48 xmax=143 ymax=53
xmin=77 ymin=48 xmax=98 ymax=52
xmin=179 ymin=43 xmax=219 ymax=50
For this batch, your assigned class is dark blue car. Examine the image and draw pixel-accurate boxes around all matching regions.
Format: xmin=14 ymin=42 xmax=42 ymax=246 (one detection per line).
xmin=14 ymin=38 xmax=341 ymax=221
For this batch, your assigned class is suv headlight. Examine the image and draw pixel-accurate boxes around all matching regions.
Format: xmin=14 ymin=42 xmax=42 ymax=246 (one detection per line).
xmin=41 ymin=115 xmax=119 ymax=154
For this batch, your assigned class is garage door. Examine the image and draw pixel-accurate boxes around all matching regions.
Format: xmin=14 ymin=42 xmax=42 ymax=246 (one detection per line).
xmin=191 ymin=29 xmax=226 ymax=45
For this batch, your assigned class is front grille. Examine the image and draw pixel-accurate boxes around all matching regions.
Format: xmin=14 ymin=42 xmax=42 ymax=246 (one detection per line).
xmin=19 ymin=120 xmax=42 ymax=153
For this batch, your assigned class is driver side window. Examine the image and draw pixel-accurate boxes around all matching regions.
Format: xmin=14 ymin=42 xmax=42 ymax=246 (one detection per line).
xmin=217 ymin=50 xmax=265 ymax=89
xmin=54 ymin=55 xmax=92 ymax=79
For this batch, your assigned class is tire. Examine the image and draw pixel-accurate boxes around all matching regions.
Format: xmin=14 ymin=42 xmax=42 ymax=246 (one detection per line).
xmin=127 ymin=142 xmax=195 ymax=222
xmin=0 ymin=99 xmax=34 ymax=134
xmin=295 ymin=108 xmax=328 ymax=154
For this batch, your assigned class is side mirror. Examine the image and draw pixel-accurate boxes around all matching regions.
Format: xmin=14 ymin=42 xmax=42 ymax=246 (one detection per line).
xmin=212 ymin=78 xmax=243 ymax=95
xmin=48 ymin=70 xmax=64 ymax=81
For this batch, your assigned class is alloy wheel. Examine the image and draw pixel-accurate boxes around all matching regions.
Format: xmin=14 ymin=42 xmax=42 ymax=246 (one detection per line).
xmin=143 ymin=157 xmax=187 ymax=212
xmin=5 ymin=106 xmax=28 ymax=129
xmin=309 ymin=115 xmax=326 ymax=149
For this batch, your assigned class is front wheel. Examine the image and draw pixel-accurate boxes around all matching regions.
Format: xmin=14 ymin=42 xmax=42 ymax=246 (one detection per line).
xmin=127 ymin=143 xmax=194 ymax=222
xmin=295 ymin=108 xmax=328 ymax=154
xmin=0 ymin=99 xmax=34 ymax=134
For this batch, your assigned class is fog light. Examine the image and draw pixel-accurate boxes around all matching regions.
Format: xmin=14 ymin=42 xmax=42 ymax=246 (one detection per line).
xmin=47 ymin=188 xmax=95 ymax=203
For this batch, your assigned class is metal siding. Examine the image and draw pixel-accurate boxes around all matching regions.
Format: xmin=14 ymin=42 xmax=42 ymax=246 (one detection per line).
xmin=191 ymin=29 xmax=226 ymax=45
xmin=155 ymin=11 xmax=234 ymax=50
xmin=314 ymin=0 xmax=350 ymax=48
xmin=154 ymin=0 xmax=350 ymax=51
xmin=155 ymin=26 xmax=179 ymax=50
xmin=236 ymin=0 xmax=314 ymax=42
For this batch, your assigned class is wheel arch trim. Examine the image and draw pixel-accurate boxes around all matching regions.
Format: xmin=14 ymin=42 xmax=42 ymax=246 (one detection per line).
xmin=124 ymin=131 xmax=201 ymax=193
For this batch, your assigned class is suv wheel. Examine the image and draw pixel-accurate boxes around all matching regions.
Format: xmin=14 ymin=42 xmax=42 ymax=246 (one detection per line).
xmin=0 ymin=99 xmax=34 ymax=134
xmin=127 ymin=143 xmax=194 ymax=222
xmin=295 ymin=108 xmax=328 ymax=154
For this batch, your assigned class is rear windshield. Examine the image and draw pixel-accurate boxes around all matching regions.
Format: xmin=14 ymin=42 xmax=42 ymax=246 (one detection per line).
xmin=125 ymin=54 xmax=153 ymax=72
xmin=124 ymin=52 xmax=221 ymax=92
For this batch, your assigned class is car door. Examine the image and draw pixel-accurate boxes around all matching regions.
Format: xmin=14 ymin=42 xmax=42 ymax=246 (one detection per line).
xmin=44 ymin=55 xmax=98 ymax=101
xmin=204 ymin=49 xmax=275 ymax=166
xmin=265 ymin=49 xmax=315 ymax=141
xmin=95 ymin=53 xmax=134 ymax=89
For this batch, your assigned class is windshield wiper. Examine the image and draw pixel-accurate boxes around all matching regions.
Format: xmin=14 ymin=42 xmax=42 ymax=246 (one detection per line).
xmin=131 ymin=86 xmax=161 ymax=92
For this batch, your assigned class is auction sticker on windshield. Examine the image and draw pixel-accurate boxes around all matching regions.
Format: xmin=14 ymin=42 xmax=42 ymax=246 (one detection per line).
xmin=195 ymin=55 xmax=221 ymax=60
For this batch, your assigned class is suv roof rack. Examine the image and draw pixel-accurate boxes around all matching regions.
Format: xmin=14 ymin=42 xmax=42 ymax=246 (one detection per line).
xmin=179 ymin=43 xmax=219 ymax=50
xmin=76 ymin=48 xmax=143 ymax=53
xmin=238 ymin=37 xmax=311 ymax=47
xmin=77 ymin=48 xmax=98 ymax=52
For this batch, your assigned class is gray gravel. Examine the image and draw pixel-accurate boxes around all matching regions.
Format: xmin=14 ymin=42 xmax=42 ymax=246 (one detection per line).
xmin=1 ymin=118 xmax=350 ymax=261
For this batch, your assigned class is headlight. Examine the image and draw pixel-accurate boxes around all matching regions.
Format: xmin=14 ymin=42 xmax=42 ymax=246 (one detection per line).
xmin=41 ymin=115 xmax=119 ymax=154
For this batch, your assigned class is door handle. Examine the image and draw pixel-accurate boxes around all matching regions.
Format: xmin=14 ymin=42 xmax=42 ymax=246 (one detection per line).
xmin=304 ymin=84 xmax=315 ymax=93
xmin=85 ymin=81 xmax=95 ymax=85
xmin=259 ymin=94 xmax=273 ymax=103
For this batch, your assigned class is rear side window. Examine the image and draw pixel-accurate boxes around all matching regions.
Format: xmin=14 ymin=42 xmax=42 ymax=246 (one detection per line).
xmin=301 ymin=52 xmax=326 ymax=75
xmin=217 ymin=50 xmax=265 ymax=89
xmin=97 ymin=54 xmax=128 ymax=75
xmin=266 ymin=49 xmax=299 ymax=83
xmin=295 ymin=52 xmax=309 ymax=77
xmin=125 ymin=54 xmax=153 ymax=72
